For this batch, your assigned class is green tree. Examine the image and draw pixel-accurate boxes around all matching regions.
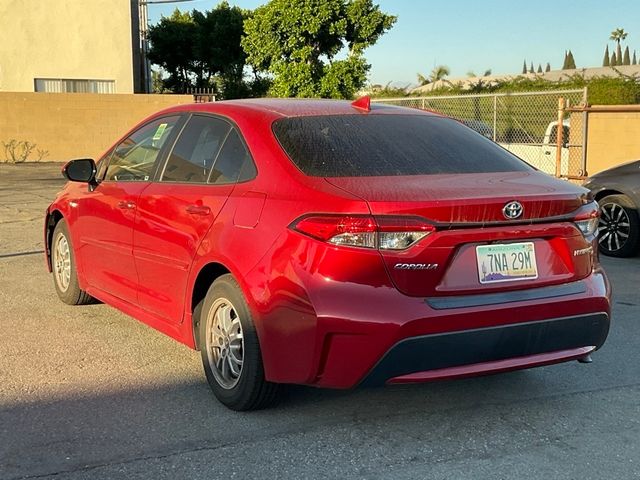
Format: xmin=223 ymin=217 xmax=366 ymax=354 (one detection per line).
xmin=148 ymin=3 xmax=258 ymax=98
xmin=536 ymin=64 xmax=542 ymax=73
xmin=610 ymin=28 xmax=628 ymax=66
xmin=545 ymin=62 xmax=551 ymax=72
xmin=147 ymin=9 xmax=198 ymax=93
xmin=522 ymin=59 xmax=527 ymax=74
xmin=561 ymin=50 xmax=577 ymax=70
xmin=242 ymin=0 xmax=396 ymax=98
xmin=633 ymin=50 xmax=638 ymax=65
xmin=529 ymin=62 xmax=534 ymax=73
xmin=192 ymin=2 xmax=251 ymax=98
xmin=151 ymin=69 xmax=168 ymax=93
xmin=611 ymin=51 xmax=617 ymax=66
xmin=623 ymin=46 xmax=631 ymax=65
xmin=603 ymin=45 xmax=610 ymax=67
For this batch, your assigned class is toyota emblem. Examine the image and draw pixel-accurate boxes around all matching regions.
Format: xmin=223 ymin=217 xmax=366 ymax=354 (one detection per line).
xmin=503 ymin=201 xmax=523 ymax=220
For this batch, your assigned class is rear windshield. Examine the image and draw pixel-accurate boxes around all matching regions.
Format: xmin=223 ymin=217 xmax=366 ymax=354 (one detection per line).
xmin=272 ymin=114 xmax=532 ymax=177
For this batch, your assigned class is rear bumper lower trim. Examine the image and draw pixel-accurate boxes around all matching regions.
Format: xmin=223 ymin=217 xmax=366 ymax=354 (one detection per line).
xmin=426 ymin=281 xmax=587 ymax=310
xmin=387 ymin=346 xmax=595 ymax=384
xmin=360 ymin=312 xmax=609 ymax=387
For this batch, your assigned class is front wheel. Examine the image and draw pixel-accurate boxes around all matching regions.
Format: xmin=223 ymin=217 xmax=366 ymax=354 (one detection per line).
xmin=598 ymin=195 xmax=640 ymax=257
xmin=51 ymin=220 xmax=93 ymax=305
xmin=198 ymin=274 xmax=280 ymax=411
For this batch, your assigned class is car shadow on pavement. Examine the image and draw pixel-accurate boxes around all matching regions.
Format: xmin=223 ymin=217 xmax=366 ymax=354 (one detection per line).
xmin=0 ymin=367 xmax=562 ymax=479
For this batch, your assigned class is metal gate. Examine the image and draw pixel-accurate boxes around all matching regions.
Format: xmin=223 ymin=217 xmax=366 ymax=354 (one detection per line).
xmin=375 ymin=89 xmax=588 ymax=178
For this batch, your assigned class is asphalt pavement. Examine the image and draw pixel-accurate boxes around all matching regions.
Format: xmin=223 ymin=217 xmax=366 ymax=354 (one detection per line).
xmin=0 ymin=164 xmax=639 ymax=480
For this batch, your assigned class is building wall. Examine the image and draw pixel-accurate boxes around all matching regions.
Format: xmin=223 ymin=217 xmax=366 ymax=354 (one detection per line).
xmin=0 ymin=0 xmax=137 ymax=93
xmin=0 ymin=92 xmax=193 ymax=161
xmin=586 ymin=109 xmax=640 ymax=175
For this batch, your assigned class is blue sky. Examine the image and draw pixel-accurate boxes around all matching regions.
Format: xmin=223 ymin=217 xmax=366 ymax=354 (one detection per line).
xmin=148 ymin=0 xmax=639 ymax=86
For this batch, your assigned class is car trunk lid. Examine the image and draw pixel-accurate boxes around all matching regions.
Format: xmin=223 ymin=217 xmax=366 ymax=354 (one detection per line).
xmin=325 ymin=171 xmax=586 ymax=224
xmin=325 ymin=172 xmax=595 ymax=298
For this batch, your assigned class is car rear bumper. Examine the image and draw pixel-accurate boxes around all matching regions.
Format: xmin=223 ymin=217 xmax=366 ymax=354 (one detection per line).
xmin=256 ymin=265 xmax=611 ymax=389
xmin=360 ymin=312 xmax=609 ymax=387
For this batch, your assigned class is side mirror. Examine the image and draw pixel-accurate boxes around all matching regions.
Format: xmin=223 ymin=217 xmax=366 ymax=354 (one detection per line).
xmin=62 ymin=158 xmax=97 ymax=183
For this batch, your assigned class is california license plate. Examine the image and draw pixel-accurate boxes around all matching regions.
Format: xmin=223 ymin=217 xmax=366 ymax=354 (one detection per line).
xmin=476 ymin=242 xmax=538 ymax=284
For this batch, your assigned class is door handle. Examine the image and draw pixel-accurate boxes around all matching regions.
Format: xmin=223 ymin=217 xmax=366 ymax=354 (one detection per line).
xmin=186 ymin=204 xmax=211 ymax=215
xmin=117 ymin=201 xmax=136 ymax=210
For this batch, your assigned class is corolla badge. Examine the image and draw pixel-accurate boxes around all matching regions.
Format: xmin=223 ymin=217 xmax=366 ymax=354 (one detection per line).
xmin=394 ymin=263 xmax=439 ymax=270
xmin=503 ymin=201 xmax=524 ymax=220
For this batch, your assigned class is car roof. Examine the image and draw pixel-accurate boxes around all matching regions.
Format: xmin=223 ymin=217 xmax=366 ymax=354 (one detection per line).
xmin=157 ymin=98 xmax=441 ymax=120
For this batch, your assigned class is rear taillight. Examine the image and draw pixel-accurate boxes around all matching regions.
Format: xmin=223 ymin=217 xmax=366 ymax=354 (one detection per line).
xmin=292 ymin=215 xmax=434 ymax=250
xmin=574 ymin=203 xmax=599 ymax=237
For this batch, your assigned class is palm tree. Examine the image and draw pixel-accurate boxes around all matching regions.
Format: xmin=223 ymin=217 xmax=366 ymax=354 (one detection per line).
xmin=417 ymin=65 xmax=450 ymax=86
xmin=430 ymin=65 xmax=450 ymax=82
xmin=610 ymin=28 xmax=628 ymax=67
xmin=470 ymin=69 xmax=492 ymax=77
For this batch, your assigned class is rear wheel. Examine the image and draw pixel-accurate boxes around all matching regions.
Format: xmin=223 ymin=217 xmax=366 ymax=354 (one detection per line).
xmin=198 ymin=274 xmax=280 ymax=411
xmin=51 ymin=220 xmax=93 ymax=305
xmin=597 ymin=194 xmax=640 ymax=257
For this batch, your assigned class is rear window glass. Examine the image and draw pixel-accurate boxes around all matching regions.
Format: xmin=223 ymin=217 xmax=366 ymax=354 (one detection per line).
xmin=272 ymin=115 xmax=532 ymax=177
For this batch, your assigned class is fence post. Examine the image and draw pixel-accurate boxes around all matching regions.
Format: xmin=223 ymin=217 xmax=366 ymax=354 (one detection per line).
xmin=582 ymin=109 xmax=589 ymax=176
xmin=492 ymin=95 xmax=497 ymax=142
xmin=556 ymin=97 xmax=565 ymax=178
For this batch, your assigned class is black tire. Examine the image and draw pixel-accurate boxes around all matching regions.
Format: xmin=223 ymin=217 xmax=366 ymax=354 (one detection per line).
xmin=51 ymin=220 xmax=94 ymax=305
xmin=597 ymin=194 xmax=640 ymax=258
xmin=198 ymin=274 xmax=280 ymax=411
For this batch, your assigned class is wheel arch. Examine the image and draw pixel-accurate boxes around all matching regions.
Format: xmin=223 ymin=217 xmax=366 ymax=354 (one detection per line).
xmin=594 ymin=189 xmax=621 ymax=201
xmin=45 ymin=209 xmax=64 ymax=271
xmin=594 ymin=189 xmax=638 ymax=209
xmin=190 ymin=261 xmax=232 ymax=350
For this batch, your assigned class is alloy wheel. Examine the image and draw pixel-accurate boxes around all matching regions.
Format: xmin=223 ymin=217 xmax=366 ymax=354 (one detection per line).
xmin=53 ymin=233 xmax=71 ymax=292
xmin=598 ymin=202 xmax=631 ymax=253
xmin=205 ymin=298 xmax=244 ymax=389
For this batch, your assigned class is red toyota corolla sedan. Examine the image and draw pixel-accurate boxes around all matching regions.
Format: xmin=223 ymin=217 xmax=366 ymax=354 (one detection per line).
xmin=45 ymin=98 xmax=611 ymax=410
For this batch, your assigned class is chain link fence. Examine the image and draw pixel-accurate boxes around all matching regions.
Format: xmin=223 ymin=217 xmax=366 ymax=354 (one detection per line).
xmin=375 ymin=89 xmax=588 ymax=178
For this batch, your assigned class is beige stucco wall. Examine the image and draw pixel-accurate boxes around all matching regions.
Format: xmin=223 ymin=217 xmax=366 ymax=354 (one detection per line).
xmin=586 ymin=109 xmax=640 ymax=175
xmin=0 ymin=92 xmax=193 ymax=161
xmin=0 ymin=0 xmax=135 ymax=93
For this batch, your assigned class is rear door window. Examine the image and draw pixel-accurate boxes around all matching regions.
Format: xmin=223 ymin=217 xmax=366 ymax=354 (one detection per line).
xmin=272 ymin=115 xmax=532 ymax=177
xmin=161 ymin=115 xmax=231 ymax=183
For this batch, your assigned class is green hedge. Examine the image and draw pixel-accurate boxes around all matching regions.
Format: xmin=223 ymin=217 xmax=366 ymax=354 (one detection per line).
xmin=371 ymin=74 xmax=640 ymax=105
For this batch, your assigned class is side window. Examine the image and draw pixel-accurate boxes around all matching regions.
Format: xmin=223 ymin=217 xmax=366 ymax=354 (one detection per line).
xmin=210 ymin=128 xmax=256 ymax=185
xmin=162 ymin=115 xmax=230 ymax=183
xmin=549 ymin=125 xmax=569 ymax=146
xmin=105 ymin=116 xmax=179 ymax=182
